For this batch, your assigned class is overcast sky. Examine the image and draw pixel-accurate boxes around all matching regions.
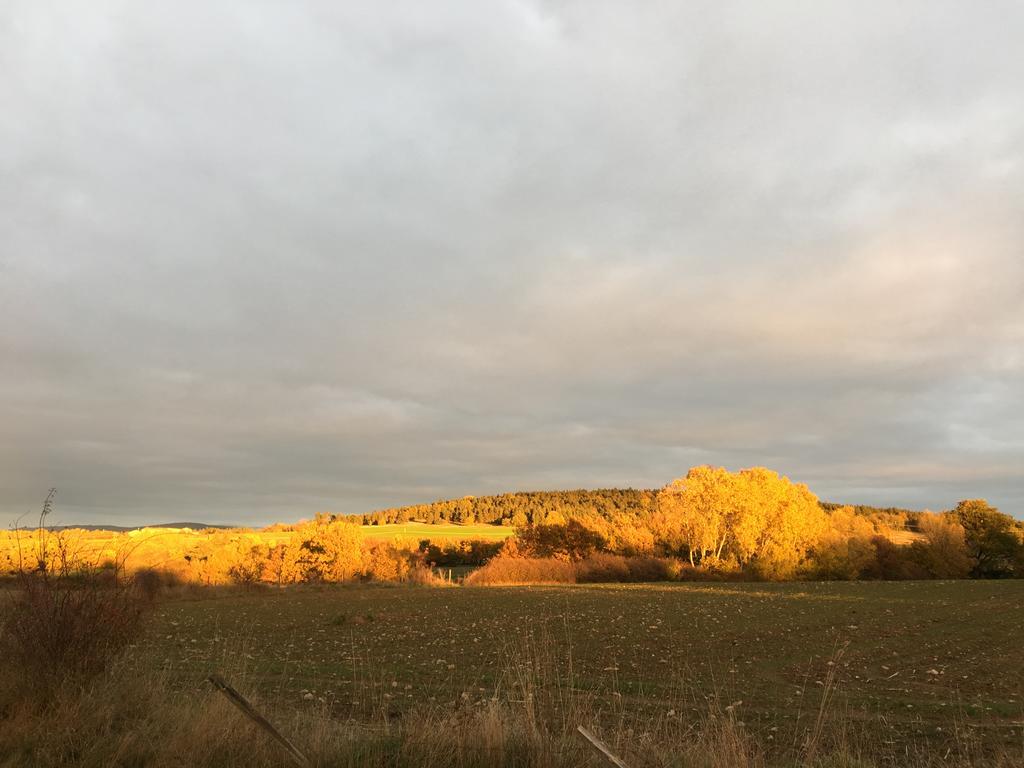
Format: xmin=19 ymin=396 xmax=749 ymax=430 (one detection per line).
xmin=2 ymin=2 xmax=1022 ymax=526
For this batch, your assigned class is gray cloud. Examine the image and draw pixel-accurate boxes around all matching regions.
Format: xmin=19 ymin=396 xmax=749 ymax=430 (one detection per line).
xmin=2 ymin=1 xmax=1022 ymax=524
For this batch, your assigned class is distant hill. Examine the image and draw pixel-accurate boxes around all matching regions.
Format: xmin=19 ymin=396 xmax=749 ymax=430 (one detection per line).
xmin=43 ymin=522 xmax=232 ymax=533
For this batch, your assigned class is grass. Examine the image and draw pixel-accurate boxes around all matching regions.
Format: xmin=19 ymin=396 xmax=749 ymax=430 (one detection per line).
xmin=0 ymin=651 xmax=770 ymax=768
xmin=356 ymin=522 xmax=514 ymax=543
xmin=117 ymin=580 xmax=1024 ymax=764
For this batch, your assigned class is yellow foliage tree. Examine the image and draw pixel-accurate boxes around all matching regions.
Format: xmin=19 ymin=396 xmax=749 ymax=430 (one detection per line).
xmin=915 ymin=512 xmax=973 ymax=579
xmin=733 ymin=468 xmax=825 ymax=578
xmin=654 ymin=466 xmax=736 ymax=566
xmin=655 ymin=466 xmax=824 ymax=576
xmin=289 ymin=517 xmax=363 ymax=582
xmin=814 ymin=505 xmax=877 ymax=579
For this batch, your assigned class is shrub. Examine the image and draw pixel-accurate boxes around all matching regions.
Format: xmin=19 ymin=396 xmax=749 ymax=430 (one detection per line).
xmin=227 ymin=546 xmax=267 ymax=586
xmin=575 ymin=554 xmax=676 ymax=583
xmin=464 ymin=556 xmax=577 ymax=585
xmin=575 ymin=553 xmax=630 ymax=582
xmin=132 ymin=567 xmax=182 ymax=600
xmin=812 ymin=506 xmax=878 ymax=580
xmin=419 ymin=539 xmax=503 ymax=567
xmin=623 ymin=555 xmax=675 ymax=581
xmin=290 ymin=517 xmax=364 ymax=582
xmin=513 ymin=520 xmax=607 ymax=561
xmin=467 ymin=554 xmax=681 ymax=585
xmin=1 ymin=571 xmax=148 ymax=702
xmin=860 ymin=536 xmax=928 ymax=580
xmin=910 ymin=513 xmax=973 ymax=579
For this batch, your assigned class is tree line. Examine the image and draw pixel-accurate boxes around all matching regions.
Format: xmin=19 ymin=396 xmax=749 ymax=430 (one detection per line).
xmin=470 ymin=468 xmax=1024 ymax=582
xmin=355 ymin=489 xmax=933 ymax=537
xmin=353 ymin=489 xmax=658 ymax=527
xmin=4 ymin=470 xmax=1020 ymax=586
xmin=167 ymin=471 xmax=1024 ymax=584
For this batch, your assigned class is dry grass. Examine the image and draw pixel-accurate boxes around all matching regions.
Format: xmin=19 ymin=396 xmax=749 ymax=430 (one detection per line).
xmin=0 ymin=631 xmax=767 ymax=768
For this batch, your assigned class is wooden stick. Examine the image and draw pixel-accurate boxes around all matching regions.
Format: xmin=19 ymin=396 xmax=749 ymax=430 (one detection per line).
xmin=207 ymin=674 xmax=312 ymax=767
xmin=577 ymin=725 xmax=629 ymax=768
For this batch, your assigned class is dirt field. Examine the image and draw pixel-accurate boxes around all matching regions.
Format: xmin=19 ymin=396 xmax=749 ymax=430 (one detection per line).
xmin=132 ymin=580 xmax=1024 ymax=762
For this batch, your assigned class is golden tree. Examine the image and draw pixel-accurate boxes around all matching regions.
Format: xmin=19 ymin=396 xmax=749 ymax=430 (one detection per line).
xmin=654 ymin=465 xmax=737 ymax=566
xmin=915 ymin=512 xmax=973 ymax=579
xmin=287 ymin=517 xmax=364 ymax=582
xmin=656 ymin=466 xmax=825 ymax=576
xmin=732 ymin=467 xmax=825 ymax=578
xmin=813 ymin=505 xmax=876 ymax=579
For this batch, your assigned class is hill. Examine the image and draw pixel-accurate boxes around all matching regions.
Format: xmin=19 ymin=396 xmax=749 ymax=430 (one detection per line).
xmin=45 ymin=522 xmax=231 ymax=532
xmin=354 ymin=488 xmax=924 ymax=530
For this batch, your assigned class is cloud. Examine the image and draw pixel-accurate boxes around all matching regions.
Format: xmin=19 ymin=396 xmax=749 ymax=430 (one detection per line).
xmin=1 ymin=0 xmax=1022 ymax=524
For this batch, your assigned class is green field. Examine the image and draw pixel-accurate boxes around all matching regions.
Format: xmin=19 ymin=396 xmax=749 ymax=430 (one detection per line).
xmin=135 ymin=580 xmax=1024 ymax=762
xmin=355 ymin=521 xmax=514 ymax=542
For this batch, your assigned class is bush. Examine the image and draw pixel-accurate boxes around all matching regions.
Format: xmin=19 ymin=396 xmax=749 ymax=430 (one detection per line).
xmin=575 ymin=554 xmax=675 ymax=582
xmin=575 ymin=553 xmax=630 ymax=582
xmin=227 ymin=546 xmax=267 ymax=586
xmin=623 ymin=555 xmax=675 ymax=581
xmin=910 ymin=513 xmax=973 ymax=579
xmin=1 ymin=571 xmax=149 ymax=701
xmin=513 ymin=520 xmax=607 ymax=561
xmin=418 ymin=539 xmax=503 ymax=567
xmin=363 ymin=543 xmax=438 ymax=583
xmin=464 ymin=556 xmax=576 ymax=585
xmin=812 ymin=506 xmax=879 ymax=580
xmin=467 ymin=554 xmax=681 ymax=585
xmin=132 ymin=568 xmax=182 ymax=600
xmin=860 ymin=536 xmax=929 ymax=580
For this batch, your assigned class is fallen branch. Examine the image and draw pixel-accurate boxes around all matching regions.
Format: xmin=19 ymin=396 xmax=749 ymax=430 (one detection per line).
xmin=207 ymin=674 xmax=311 ymax=767
xmin=577 ymin=725 xmax=629 ymax=768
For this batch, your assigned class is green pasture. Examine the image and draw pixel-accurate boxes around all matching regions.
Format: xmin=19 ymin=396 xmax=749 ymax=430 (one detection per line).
xmin=355 ymin=522 xmax=514 ymax=542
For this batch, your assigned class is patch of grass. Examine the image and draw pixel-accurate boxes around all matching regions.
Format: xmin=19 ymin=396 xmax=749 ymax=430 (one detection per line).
xmin=356 ymin=522 xmax=514 ymax=543
xmin=0 ymin=648 xmax=772 ymax=768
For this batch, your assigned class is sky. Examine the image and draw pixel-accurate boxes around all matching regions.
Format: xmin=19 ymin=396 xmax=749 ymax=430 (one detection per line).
xmin=2 ymin=1 xmax=1023 ymax=526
